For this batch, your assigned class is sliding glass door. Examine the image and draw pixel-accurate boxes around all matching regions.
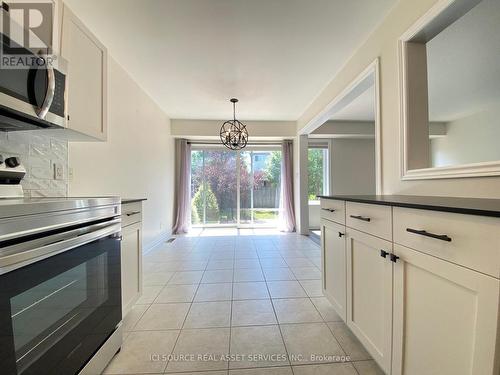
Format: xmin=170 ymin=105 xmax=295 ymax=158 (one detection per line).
xmin=191 ymin=147 xmax=281 ymax=227
xmin=191 ymin=149 xmax=237 ymax=225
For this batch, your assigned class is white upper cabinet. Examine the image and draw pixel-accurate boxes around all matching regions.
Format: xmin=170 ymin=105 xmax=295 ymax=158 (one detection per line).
xmin=60 ymin=4 xmax=108 ymax=141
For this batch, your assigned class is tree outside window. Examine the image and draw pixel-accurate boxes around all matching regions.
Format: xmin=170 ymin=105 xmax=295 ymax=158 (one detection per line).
xmin=308 ymin=148 xmax=328 ymax=202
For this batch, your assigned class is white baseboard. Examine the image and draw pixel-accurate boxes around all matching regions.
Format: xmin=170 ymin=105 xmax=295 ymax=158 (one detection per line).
xmin=143 ymin=230 xmax=172 ymax=254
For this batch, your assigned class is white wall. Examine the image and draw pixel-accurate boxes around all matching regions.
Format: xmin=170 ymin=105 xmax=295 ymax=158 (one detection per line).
xmin=295 ymin=135 xmax=309 ymax=234
xmin=431 ymin=105 xmax=500 ymax=167
xmin=312 ymin=121 xmax=375 ymax=137
xmin=298 ymin=0 xmax=500 ymax=199
xmin=171 ymin=119 xmax=297 ymax=140
xmin=69 ymin=57 xmax=174 ymax=251
xmin=309 ymin=204 xmax=321 ymax=229
xmin=331 ymin=139 xmax=376 ymax=195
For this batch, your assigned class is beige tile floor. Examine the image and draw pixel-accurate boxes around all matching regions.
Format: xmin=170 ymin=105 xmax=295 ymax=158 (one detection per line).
xmin=104 ymin=229 xmax=384 ymax=375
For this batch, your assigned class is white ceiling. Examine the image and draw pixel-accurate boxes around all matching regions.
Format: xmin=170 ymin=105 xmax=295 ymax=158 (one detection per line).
xmin=64 ymin=0 xmax=395 ymax=120
xmin=329 ymin=83 xmax=375 ymax=121
xmin=426 ymin=0 xmax=500 ymax=122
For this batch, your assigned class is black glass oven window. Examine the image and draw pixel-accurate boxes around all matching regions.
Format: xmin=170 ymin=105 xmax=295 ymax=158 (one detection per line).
xmin=11 ymin=253 xmax=108 ymax=372
xmin=11 ymin=253 xmax=108 ymax=369
xmin=0 ymin=234 xmax=121 ymax=375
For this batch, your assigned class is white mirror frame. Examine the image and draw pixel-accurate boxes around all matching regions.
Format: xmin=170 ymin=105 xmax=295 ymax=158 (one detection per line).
xmin=398 ymin=0 xmax=500 ymax=180
xmin=300 ymin=58 xmax=382 ymax=194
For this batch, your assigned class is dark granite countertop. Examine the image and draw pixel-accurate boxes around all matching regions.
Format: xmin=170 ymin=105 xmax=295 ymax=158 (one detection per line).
xmin=318 ymin=195 xmax=500 ymax=218
xmin=121 ymin=198 xmax=147 ymax=204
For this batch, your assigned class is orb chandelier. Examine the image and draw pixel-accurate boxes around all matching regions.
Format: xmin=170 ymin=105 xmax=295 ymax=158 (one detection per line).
xmin=220 ymin=98 xmax=248 ymax=150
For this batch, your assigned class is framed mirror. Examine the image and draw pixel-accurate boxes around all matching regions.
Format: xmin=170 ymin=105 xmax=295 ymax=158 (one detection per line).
xmin=399 ymin=0 xmax=500 ymax=179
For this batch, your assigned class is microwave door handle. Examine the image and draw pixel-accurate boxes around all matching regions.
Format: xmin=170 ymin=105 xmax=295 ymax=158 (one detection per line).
xmin=35 ymin=63 xmax=55 ymax=119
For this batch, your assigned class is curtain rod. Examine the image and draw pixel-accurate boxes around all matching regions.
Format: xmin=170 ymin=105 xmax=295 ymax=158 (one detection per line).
xmin=186 ymin=140 xmax=288 ymax=145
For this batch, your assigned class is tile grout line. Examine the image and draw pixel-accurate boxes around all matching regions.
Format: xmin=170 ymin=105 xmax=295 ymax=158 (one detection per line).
xmin=227 ymin=245 xmax=236 ymax=371
xmin=139 ymin=233 xmax=336 ymax=375
xmin=162 ymin=246 xmax=211 ymax=374
xmin=304 ymin=240 xmax=352 ymax=366
xmin=257 ymin=244 xmax=295 ymax=374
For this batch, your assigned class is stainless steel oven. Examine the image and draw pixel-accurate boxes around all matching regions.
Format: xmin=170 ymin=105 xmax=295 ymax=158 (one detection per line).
xmin=0 ymin=198 xmax=122 ymax=375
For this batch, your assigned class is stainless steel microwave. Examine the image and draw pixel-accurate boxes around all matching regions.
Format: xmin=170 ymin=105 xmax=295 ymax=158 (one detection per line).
xmin=0 ymin=33 xmax=68 ymax=131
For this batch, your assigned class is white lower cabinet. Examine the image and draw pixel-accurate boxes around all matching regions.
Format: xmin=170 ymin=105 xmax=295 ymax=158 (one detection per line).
xmin=392 ymin=243 xmax=500 ymax=375
xmin=320 ymin=198 xmax=500 ymax=375
xmin=321 ymin=219 xmax=347 ymax=321
xmin=345 ymin=228 xmax=393 ymax=373
xmin=121 ymin=222 xmax=142 ymax=315
xmin=121 ymin=202 xmax=143 ymax=317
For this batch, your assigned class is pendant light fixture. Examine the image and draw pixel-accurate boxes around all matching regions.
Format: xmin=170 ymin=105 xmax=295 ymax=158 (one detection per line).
xmin=220 ymin=98 xmax=248 ymax=150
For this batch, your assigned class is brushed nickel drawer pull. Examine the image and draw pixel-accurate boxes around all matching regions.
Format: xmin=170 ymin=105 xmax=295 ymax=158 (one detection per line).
xmin=125 ymin=211 xmax=141 ymax=217
xmin=321 ymin=208 xmax=336 ymax=213
xmin=350 ymin=215 xmax=371 ymax=222
xmin=406 ymin=228 xmax=452 ymax=242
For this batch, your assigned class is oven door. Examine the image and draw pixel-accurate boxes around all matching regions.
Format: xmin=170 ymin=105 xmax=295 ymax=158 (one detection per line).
xmin=0 ymin=221 xmax=121 ymax=375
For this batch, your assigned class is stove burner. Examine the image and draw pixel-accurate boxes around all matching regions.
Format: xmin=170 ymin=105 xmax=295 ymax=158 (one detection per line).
xmin=0 ymin=154 xmax=26 ymax=198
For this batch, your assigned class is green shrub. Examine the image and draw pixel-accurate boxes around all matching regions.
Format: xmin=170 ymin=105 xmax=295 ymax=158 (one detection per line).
xmin=191 ymin=205 xmax=200 ymax=224
xmin=192 ymin=184 xmax=219 ymax=223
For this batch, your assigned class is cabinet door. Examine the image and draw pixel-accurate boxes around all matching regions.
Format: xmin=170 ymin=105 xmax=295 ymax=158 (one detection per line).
xmin=346 ymin=228 xmax=393 ymax=373
xmin=121 ymin=222 xmax=143 ymax=316
xmin=321 ymin=219 xmax=347 ymax=321
xmin=60 ymin=4 xmax=107 ymax=140
xmin=392 ymin=244 xmax=500 ymax=375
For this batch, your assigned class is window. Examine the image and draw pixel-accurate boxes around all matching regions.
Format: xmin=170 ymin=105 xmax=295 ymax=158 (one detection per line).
xmin=308 ymin=147 xmax=329 ymax=202
xmin=240 ymin=150 xmax=282 ymax=226
xmin=191 ymin=147 xmax=282 ymax=227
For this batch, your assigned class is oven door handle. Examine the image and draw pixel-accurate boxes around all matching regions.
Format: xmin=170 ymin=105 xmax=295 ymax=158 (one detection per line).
xmin=0 ymin=222 xmax=121 ymax=275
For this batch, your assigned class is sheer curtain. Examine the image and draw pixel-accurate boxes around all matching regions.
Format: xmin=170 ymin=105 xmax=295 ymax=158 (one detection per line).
xmin=172 ymin=139 xmax=191 ymax=234
xmin=279 ymin=140 xmax=296 ymax=232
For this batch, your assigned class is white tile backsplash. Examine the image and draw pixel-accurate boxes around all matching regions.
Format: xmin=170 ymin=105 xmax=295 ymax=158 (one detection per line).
xmin=0 ymin=131 xmax=69 ymax=198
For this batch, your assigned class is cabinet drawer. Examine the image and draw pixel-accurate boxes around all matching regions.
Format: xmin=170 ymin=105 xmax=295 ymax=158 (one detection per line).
xmin=346 ymin=202 xmax=392 ymax=241
xmin=393 ymin=207 xmax=500 ymax=278
xmin=320 ymin=199 xmax=345 ymax=225
xmin=121 ymin=202 xmax=143 ymax=228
